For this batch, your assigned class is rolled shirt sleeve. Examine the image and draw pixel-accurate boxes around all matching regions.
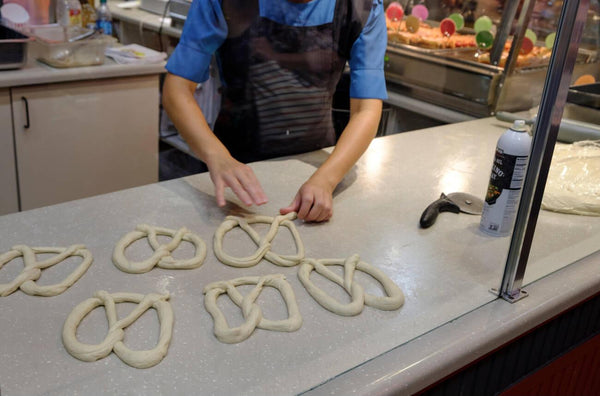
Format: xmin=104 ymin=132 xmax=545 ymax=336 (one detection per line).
xmin=165 ymin=0 xmax=228 ymax=83
xmin=348 ymin=0 xmax=388 ymax=100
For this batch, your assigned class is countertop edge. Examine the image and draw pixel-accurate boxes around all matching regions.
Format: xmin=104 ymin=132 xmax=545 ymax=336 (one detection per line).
xmin=0 ymin=60 xmax=166 ymax=88
xmin=305 ymin=249 xmax=600 ymax=396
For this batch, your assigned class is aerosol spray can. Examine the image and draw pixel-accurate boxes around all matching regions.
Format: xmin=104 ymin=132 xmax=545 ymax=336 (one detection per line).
xmin=480 ymin=120 xmax=532 ymax=236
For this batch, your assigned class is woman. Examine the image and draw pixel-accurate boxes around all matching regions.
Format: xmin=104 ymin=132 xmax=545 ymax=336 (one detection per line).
xmin=162 ymin=0 xmax=387 ymax=222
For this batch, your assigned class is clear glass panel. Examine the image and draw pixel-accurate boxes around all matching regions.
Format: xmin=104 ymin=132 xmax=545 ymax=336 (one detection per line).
xmin=384 ymin=0 xmax=599 ymax=306
xmin=522 ymin=2 xmax=600 ymax=286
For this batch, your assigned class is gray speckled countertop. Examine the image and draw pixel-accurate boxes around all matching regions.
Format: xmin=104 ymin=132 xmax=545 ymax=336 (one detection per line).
xmin=0 ymin=118 xmax=599 ymax=396
xmin=0 ymin=45 xmax=165 ymax=88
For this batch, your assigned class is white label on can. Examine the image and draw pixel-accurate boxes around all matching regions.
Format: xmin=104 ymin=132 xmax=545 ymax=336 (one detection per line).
xmin=480 ymin=151 xmax=529 ymax=236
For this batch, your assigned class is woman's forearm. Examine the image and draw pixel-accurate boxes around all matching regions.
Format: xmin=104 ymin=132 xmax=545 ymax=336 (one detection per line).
xmin=162 ymin=73 xmax=268 ymax=207
xmin=162 ymin=73 xmax=230 ymax=163
xmin=312 ymin=98 xmax=382 ymax=188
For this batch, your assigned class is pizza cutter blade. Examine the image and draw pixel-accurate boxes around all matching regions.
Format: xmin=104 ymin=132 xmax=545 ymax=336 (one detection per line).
xmin=419 ymin=192 xmax=484 ymax=229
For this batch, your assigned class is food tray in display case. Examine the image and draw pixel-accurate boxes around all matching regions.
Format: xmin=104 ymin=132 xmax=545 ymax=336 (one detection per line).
xmin=385 ymin=41 xmax=504 ymax=117
xmin=382 ymin=1 xmax=600 ymax=118
xmin=385 ymin=41 xmax=598 ymax=117
xmin=386 ymin=19 xmax=477 ymax=49
xmin=568 ymin=83 xmax=600 ymax=110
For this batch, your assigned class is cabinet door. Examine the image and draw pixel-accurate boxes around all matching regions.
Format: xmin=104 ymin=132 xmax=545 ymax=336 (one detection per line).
xmin=11 ymin=76 xmax=159 ymax=211
xmin=0 ymin=88 xmax=19 ymax=215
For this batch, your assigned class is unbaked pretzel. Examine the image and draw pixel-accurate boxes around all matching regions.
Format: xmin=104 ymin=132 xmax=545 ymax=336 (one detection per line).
xmin=203 ymin=274 xmax=302 ymax=343
xmin=298 ymin=254 xmax=404 ymax=316
xmin=112 ymin=224 xmax=207 ymax=273
xmin=0 ymin=244 xmax=92 ymax=297
xmin=62 ymin=290 xmax=173 ymax=369
xmin=213 ymin=212 xmax=305 ymax=268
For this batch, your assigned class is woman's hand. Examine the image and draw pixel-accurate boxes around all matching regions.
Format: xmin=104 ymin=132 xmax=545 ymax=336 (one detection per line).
xmin=206 ymin=153 xmax=268 ymax=208
xmin=163 ymin=73 xmax=268 ymax=209
xmin=280 ymin=98 xmax=382 ymax=223
xmin=280 ymin=175 xmax=335 ymax=222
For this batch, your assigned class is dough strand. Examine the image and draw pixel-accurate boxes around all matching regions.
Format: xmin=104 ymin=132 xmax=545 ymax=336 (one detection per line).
xmin=213 ymin=212 xmax=305 ymax=268
xmin=113 ymin=224 xmax=207 ymax=273
xmin=62 ymin=291 xmax=174 ymax=368
xmin=203 ymin=274 xmax=302 ymax=343
xmin=0 ymin=245 xmax=92 ymax=297
xmin=298 ymin=254 xmax=404 ymax=316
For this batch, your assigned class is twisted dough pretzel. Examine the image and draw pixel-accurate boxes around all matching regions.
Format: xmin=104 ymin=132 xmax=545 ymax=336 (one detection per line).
xmin=112 ymin=224 xmax=207 ymax=274
xmin=62 ymin=290 xmax=173 ymax=369
xmin=213 ymin=212 xmax=305 ymax=268
xmin=203 ymin=274 xmax=302 ymax=343
xmin=298 ymin=254 xmax=404 ymax=316
xmin=0 ymin=244 xmax=92 ymax=297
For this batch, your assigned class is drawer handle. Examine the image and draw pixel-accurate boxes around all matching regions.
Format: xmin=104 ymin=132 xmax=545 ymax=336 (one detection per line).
xmin=21 ymin=96 xmax=30 ymax=129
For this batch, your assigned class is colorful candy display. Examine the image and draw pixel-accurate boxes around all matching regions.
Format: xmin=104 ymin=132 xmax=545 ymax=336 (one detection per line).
xmin=474 ymin=15 xmax=493 ymax=33
xmin=440 ymin=18 xmax=456 ymax=37
xmin=448 ymin=13 xmax=465 ymax=30
xmin=545 ymin=32 xmax=556 ymax=49
xmin=411 ymin=4 xmax=429 ymax=20
xmin=386 ymin=1 xmax=404 ymax=21
xmin=476 ymin=30 xmax=494 ymax=50
xmin=405 ymin=15 xmax=420 ymax=33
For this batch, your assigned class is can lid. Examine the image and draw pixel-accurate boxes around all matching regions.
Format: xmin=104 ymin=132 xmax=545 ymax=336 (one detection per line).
xmin=511 ymin=119 xmax=528 ymax=132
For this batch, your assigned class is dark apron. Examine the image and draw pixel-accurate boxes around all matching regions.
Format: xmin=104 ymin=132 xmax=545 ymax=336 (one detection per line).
xmin=214 ymin=0 xmax=355 ymax=162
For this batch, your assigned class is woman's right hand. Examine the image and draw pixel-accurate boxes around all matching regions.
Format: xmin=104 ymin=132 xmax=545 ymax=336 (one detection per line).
xmin=205 ymin=153 xmax=268 ymax=208
xmin=163 ymin=74 xmax=268 ymax=209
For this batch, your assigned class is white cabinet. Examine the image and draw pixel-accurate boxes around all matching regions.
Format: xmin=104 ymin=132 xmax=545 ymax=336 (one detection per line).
xmin=0 ymin=88 xmax=19 ymax=215
xmin=9 ymin=75 xmax=159 ymax=211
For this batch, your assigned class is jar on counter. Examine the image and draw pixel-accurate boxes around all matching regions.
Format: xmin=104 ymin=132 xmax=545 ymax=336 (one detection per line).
xmin=81 ymin=0 xmax=96 ymax=29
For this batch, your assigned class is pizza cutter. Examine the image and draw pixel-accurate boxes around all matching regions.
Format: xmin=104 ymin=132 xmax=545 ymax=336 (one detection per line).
xmin=419 ymin=192 xmax=484 ymax=229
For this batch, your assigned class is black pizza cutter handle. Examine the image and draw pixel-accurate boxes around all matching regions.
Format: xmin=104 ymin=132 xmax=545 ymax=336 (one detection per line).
xmin=419 ymin=193 xmax=461 ymax=228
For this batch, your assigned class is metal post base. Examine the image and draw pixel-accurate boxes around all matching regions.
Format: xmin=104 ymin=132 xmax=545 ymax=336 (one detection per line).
xmin=490 ymin=288 xmax=529 ymax=303
xmin=502 ymin=289 xmax=529 ymax=303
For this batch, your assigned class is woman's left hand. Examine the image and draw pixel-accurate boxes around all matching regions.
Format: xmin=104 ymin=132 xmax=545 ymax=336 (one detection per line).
xmin=280 ymin=176 xmax=334 ymax=222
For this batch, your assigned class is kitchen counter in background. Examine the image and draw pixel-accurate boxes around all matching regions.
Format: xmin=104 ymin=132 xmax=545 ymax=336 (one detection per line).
xmin=0 ymin=46 xmax=165 ymax=88
xmin=108 ymin=0 xmax=183 ymax=55
xmin=0 ymin=51 xmax=165 ymax=215
xmin=0 ymin=117 xmax=598 ymax=395
xmin=109 ymin=0 xmax=183 ymax=38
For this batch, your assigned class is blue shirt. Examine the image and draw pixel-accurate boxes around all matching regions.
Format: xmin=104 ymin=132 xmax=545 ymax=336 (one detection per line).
xmin=166 ymin=0 xmax=387 ymax=100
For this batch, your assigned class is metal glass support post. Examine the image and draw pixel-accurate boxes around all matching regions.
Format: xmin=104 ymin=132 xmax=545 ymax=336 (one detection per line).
xmin=499 ymin=0 xmax=591 ymax=303
xmin=498 ymin=0 xmax=536 ymax=76
xmin=492 ymin=0 xmax=536 ymax=113
xmin=489 ymin=0 xmax=523 ymax=66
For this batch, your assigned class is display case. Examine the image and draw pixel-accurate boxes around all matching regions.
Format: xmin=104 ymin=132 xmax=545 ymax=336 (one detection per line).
xmin=383 ymin=0 xmax=600 ymax=117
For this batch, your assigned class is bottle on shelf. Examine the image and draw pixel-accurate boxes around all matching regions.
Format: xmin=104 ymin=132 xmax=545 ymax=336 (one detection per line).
xmin=56 ymin=0 xmax=83 ymax=27
xmin=56 ymin=0 xmax=71 ymax=26
xmin=81 ymin=0 xmax=97 ymax=30
xmin=96 ymin=0 xmax=113 ymax=36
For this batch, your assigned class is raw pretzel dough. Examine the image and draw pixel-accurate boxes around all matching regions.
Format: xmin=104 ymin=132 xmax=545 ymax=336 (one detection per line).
xmin=298 ymin=254 xmax=404 ymax=316
xmin=113 ymin=224 xmax=207 ymax=273
xmin=0 ymin=244 xmax=92 ymax=297
xmin=213 ymin=212 xmax=305 ymax=267
xmin=62 ymin=290 xmax=173 ymax=369
xmin=203 ymin=274 xmax=302 ymax=343
xmin=542 ymin=140 xmax=600 ymax=216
